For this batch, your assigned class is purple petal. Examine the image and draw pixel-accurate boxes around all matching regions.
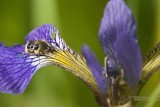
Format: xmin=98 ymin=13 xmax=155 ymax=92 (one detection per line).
xmin=0 ymin=43 xmax=25 ymax=53
xmin=25 ymin=24 xmax=66 ymax=50
xmin=10 ymin=44 xmax=25 ymax=53
xmin=98 ymin=0 xmax=142 ymax=88
xmin=82 ymin=45 xmax=108 ymax=97
xmin=99 ymin=0 xmax=137 ymax=62
xmin=25 ymin=24 xmax=58 ymax=44
xmin=0 ymin=44 xmax=48 ymax=94
xmin=115 ymin=34 xmax=142 ymax=88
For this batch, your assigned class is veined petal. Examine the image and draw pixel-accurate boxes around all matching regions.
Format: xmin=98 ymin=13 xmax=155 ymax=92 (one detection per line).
xmin=115 ymin=34 xmax=142 ymax=88
xmin=0 ymin=44 xmax=48 ymax=94
xmin=25 ymin=25 xmax=103 ymax=104
xmin=82 ymin=45 xmax=108 ymax=97
xmin=25 ymin=24 xmax=107 ymax=105
xmin=98 ymin=0 xmax=142 ymax=89
xmin=25 ymin=24 xmax=57 ymax=44
xmin=99 ymin=0 xmax=137 ymax=62
xmin=25 ymin=24 xmax=68 ymax=51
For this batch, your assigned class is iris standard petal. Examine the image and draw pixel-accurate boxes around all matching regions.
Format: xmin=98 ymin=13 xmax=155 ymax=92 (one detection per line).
xmin=82 ymin=45 xmax=108 ymax=96
xmin=0 ymin=44 xmax=48 ymax=94
xmin=115 ymin=33 xmax=142 ymax=88
xmin=99 ymin=0 xmax=137 ymax=62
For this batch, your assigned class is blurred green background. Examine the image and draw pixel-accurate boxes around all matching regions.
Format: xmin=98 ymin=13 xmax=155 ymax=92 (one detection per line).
xmin=0 ymin=0 xmax=160 ymax=107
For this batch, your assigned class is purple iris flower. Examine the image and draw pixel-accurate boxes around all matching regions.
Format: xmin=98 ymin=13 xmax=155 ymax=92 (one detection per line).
xmin=82 ymin=0 xmax=142 ymax=104
xmin=0 ymin=0 xmax=144 ymax=106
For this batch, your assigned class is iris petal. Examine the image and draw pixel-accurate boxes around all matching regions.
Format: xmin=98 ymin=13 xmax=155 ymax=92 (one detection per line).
xmin=10 ymin=44 xmax=25 ymax=53
xmin=99 ymin=0 xmax=137 ymax=63
xmin=82 ymin=45 xmax=108 ymax=97
xmin=98 ymin=0 xmax=142 ymax=88
xmin=25 ymin=24 xmax=68 ymax=51
xmin=0 ymin=44 xmax=47 ymax=94
xmin=115 ymin=33 xmax=142 ymax=88
xmin=25 ymin=24 xmax=57 ymax=44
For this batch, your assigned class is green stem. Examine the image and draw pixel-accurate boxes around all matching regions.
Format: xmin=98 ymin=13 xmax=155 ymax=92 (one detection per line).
xmin=145 ymin=82 xmax=160 ymax=107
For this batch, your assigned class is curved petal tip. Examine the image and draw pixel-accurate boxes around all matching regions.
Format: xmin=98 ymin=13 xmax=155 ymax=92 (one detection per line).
xmin=99 ymin=0 xmax=137 ymax=60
